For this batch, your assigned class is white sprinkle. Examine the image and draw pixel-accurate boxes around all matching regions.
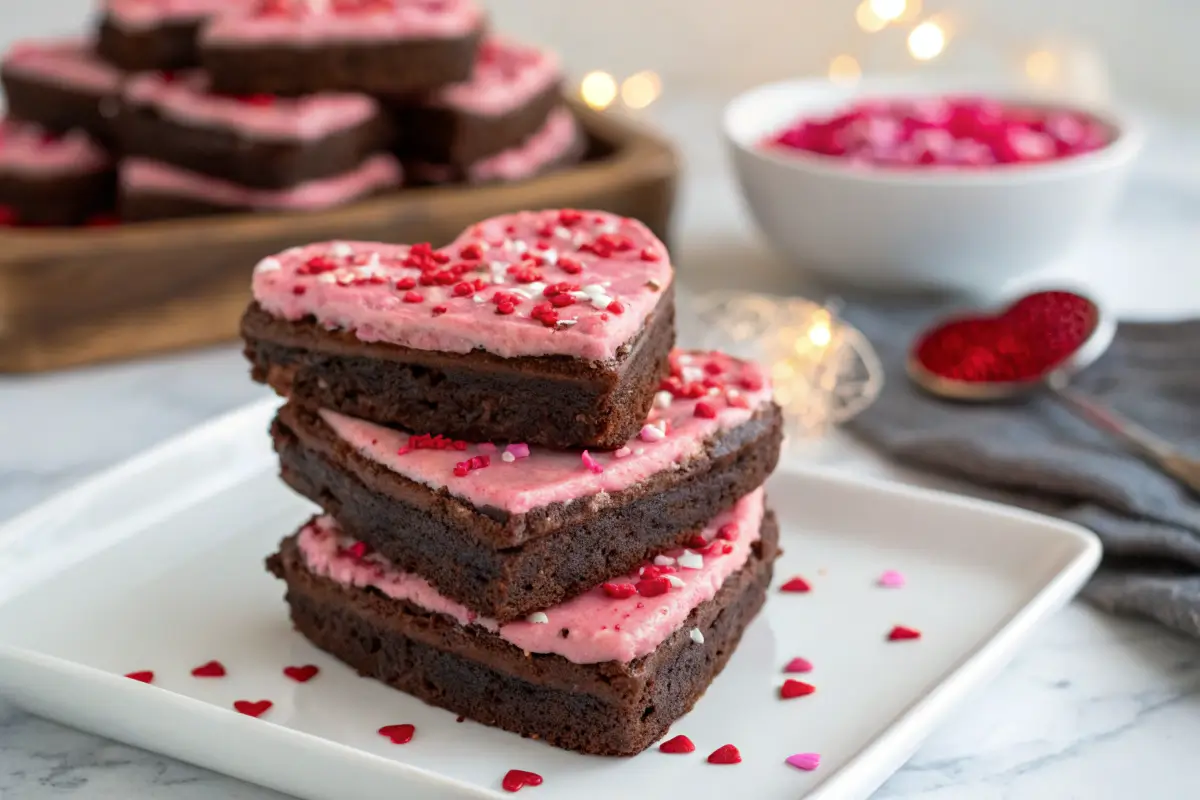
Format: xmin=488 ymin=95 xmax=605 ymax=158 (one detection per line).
xmin=654 ymin=555 xmax=676 ymax=567
xmin=572 ymin=232 xmax=587 ymax=247
xmin=527 ymin=281 xmax=546 ymax=296
xmin=600 ymin=221 xmax=619 ymax=234
xmin=527 ymin=612 xmax=549 ymax=624
xmin=665 ymin=575 xmax=685 ymax=588
xmin=473 ymin=295 xmax=485 ymax=303
xmin=329 ymin=242 xmax=354 ymax=258
xmin=582 ymin=283 xmax=607 ymax=296
xmin=682 ymin=366 xmax=704 ymax=383
xmin=677 ymin=353 xmax=693 ymax=364
xmin=557 ymin=319 xmax=577 ymax=327
xmin=365 ymin=252 xmax=382 ymax=269
xmin=613 ymin=446 xmax=632 ymax=459
xmin=591 ymin=295 xmax=613 ymax=310
xmin=254 ymin=257 xmax=281 ymax=273
xmin=639 ymin=424 xmax=666 ymax=443
xmin=677 ymin=550 xmax=704 ymax=570
xmin=510 ymin=240 xmax=528 ymax=255
xmin=478 ymin=241 xmax=490 ymax=252
xmin=542 ymin=248 xmax=558 ymax=265
xmin=635 ymin=447 xmax=645 ymax=455
xmin=317 ymin=272 xmax=337 ymax=283
xmin=511 ymin=288 xmax=532 ymax=300
xmin=501 ymin=451 xmax=516 ymax=463
xmin=689 ymin=628 xmax=705 ymax=644
xmin=554 ymin=225 xmax=571 ymax=239
xmin=653 ymin=391 xmax=673 ymax=409
xmin=708 ymin=387 xmax=721 ymax=396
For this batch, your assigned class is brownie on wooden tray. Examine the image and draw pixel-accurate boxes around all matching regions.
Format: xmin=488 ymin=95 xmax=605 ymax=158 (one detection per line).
xmin=119 ymin=71 xmax=389 ymax=189
xmin=241 ymin=209 xmax=677 ymax=449
xmin=403 ymin=106 xmax=584 ymax=187
xmin=201 ymin=0 xmax=484 ymax=96
xmin=118 ymin=154 xmax=401 ymax=221
xmin=271 ymin=349 xmax=783 ymax=621
xmin=0 ymin=119 xmax=116 ymax=227
xmin=268 ymin=490 xmax=779 ymax=756
xmin=388 ymin=37 xmax=563 ymax=166
xmin=1 ymin=39 xmax=124 ymax=146
xmin=97 ymin=0 xmax=251 ymax=71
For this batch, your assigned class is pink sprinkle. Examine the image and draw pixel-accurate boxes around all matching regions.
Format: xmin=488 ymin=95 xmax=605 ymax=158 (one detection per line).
xmin=613 ymin=446 xmax=632 ymax=458
xmin=478 ymin=442 xmax=497 ymax=454
xmin=639 ymin=424 xmax=666 ymax=442
xmin=784 ymin=657 xmax=813 ymax=674
xmin=506 ymin=443 xmax=530 ymax=459
xmin=786 ymin=753 xmax=821 ymax=771
xmin=878 ymin=570 xmax=906 ymax=588
xmin=581 ymin=450 xmax=604 ymax=474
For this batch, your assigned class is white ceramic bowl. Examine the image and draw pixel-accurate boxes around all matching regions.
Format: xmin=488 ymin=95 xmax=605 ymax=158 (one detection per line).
xmin=723 ymin=77 xmax=1144 ymax=296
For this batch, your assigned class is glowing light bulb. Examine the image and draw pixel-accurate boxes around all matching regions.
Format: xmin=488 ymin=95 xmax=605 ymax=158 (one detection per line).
xmin=907 ymin=21 xmax=946 ymax=61
xmin=828 ymin=54 xmax=862 ymax=85
xmin=1025 ymin=50 xmax=1059 ymax=85
xmin=869 ymin=0 xmax=906 ymax=21
xmin=620 ymin=70 xmax=661 ymax=110
xmin=855 ymin=1 xmax=887 ymax=33
xmin=580 ymin=71 xmax=617 ymax=110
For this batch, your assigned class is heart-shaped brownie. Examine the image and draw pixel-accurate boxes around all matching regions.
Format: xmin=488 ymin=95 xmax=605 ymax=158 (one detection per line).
xmin=251 ymin=209 xmax=673 ymax=362
xmin=909 ymin=290 xmax=1100 ymax=387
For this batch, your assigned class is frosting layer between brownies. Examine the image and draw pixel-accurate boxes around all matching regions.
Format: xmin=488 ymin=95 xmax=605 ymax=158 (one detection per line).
xmin=318 ymin=349 xmax=772 ymax=514
xmin=297 ymin=487 xmax=766 ymax=664
xmin=432 ymin=37 xmax=560 ymax=116
xmin=2 ymin=39 xmax=123 ymax=95
xmin=121 ymin=153 xmax=400 ymax=209
xmin=251 ymin=209 xmax=675 ymax=360
xmin=124 ymin=70 xmax=379 ymax=140
xmin=205 ymin=0 xmax=483 ymax=45
xmin=0 ymin=119 xmax=110 ymax=176
xmin=105 ymin=0 xmax=251 ymax=29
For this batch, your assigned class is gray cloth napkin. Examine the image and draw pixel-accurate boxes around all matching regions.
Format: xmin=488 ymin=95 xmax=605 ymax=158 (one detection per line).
xmin=841 ymin=299 xmax=1200 ymax=638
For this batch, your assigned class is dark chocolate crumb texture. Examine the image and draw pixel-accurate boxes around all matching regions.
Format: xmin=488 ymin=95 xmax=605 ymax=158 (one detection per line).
xmin=268 ymin=492 xmax=779 ymax=756
xmin=1 ymin=39 xmax=124 ymax=146
xmin=242 ymin=209 xmax=677 ymax=449
xmin=200 ymin=0 xmax=485 ymax=96
xmin=271 ymin=349 xmax=781 ymax=621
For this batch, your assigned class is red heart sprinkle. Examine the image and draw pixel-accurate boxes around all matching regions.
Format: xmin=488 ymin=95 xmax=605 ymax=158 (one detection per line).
xmin=659 ymin=734 xmax=696 ymax=753
xmin=888 ymin=625 xmax=922 ymax=641
xmin=191 ymin=660 xmax=226 ymax=678
xmin=707 ymin=743 xmax=741 ymax=764
xmin=501 ymin=769 xmax=543 ymax=792
xmin=780 ymin=576 xmax=811 ymax=593
xmin=378 ymin=723 xmax=415 ymax=744
xmin=125 ymin=671 xmax=154 ymax=683
xmin=636 ymin=576 xmax=672 ymax=597
xmin=784 ymin=656 xmax=813 ymax=673
xmin=602 ymin=582 xmax=637 ymax=599
xmin=780 ymin=679 xmax=816 ymax=699
xmin=233 ymin=699 xmax=272 ymax=718
xmin=283 ymin=664 xmax=319 ymax=683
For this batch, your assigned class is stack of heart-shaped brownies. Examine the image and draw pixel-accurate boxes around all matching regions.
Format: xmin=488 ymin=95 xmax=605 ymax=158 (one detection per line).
xmin=0 ymin=0 xmax=582 ymax=226
xmin=245 ymin=208 xmax=784 ymax=756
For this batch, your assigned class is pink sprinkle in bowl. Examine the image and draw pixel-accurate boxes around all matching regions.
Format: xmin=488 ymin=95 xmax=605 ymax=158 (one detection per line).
xmin=723 ymin=76 xmax=1144 ymax=296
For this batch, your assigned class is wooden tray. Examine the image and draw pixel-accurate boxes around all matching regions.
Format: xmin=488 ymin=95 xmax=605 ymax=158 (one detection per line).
xmin=0 ymin=101 xmax=678 ymax=372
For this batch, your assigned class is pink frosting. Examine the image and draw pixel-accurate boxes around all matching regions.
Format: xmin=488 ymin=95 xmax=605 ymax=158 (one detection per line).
xmin=297 ymin=488 xmax=766 ymax=664
xmin=120 ymin=154 xmax=400 ymax=209
xmin=124 ymin=71 xmax=378 ymax=140
xmin=251 ymin=209 xmax=675 ymax=360
xmin=2 ymin=39 xmax=123 ymax=95
xmin=319 ymin=349 xmax=772 ymax=514
xmin=0 ymin=119 xmax=110 ymax=176
xmin=204 ymin=0 xmax=483 ymax=45
xmin=467 ymin=106 xmax=577 ymax=184
xmin=433 ymin=37 xmax=560 ymax=116
xmin=105 ymin=0 xmax=251 ymax=29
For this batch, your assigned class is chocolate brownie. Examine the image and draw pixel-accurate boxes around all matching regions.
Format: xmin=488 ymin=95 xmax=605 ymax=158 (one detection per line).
xmin=268 ymin=492 xmax=779 ymax=756
xmin=1 ymin=39 xmax=124 ymax=147
xmin=242 ymin=210 xmax=677 ymax=449
xmin=388 ymin=37 xmax=562 ymax=166
xmin=96 ymin=0 xmax=250 ymax=71
xmin=403 ymin=106 xmax=585 ymax=187
xmin=0 ymin=120 xmax=116 ymax=227
xmin=201 ymin=0 xmax=484 ymax=96
xmin=118 ymin=71 xmax=389 ymax=190
xmin=271 ymin=352 xmax=781 ymax=621
xmin=118 ymin=154 xmax=401 ymax=222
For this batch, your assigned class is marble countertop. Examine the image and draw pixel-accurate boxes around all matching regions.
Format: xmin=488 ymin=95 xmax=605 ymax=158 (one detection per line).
xmin=2 ymin=91 xmax=1199 ymax=799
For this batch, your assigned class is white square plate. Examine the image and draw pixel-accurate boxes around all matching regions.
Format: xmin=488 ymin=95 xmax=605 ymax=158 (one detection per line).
xmin=0 ymin=400 xmax=1099 ymax=800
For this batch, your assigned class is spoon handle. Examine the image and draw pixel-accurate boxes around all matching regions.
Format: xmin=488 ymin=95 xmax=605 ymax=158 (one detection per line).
xmin=1050 ymin=384 xmax=1200 ymax=495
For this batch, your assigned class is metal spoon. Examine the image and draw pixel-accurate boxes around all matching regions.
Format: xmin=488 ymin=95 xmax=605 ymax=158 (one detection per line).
xmin=907 ymin=295 xmax=1200 ymax=495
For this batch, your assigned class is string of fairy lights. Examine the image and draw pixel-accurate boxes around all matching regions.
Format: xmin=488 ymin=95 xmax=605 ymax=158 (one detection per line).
xmin=575 ymin=0 xmax=1085 ymax=110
